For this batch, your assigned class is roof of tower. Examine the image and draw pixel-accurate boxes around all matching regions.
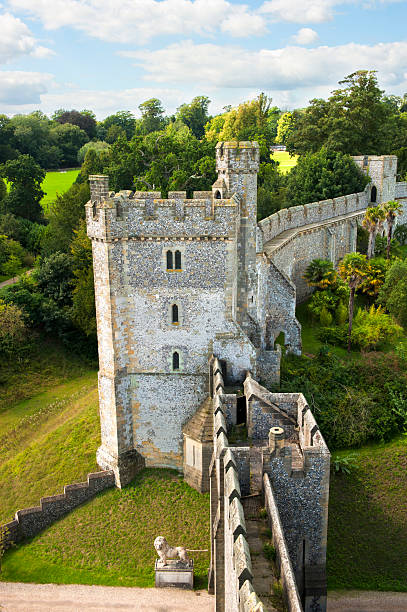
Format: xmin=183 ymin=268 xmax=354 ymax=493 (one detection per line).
xmin=182 ymin=397 xmax=213 ymax=443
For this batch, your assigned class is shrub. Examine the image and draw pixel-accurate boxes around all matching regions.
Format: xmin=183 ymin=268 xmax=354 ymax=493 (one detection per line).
xmin=378 ymin=259 xmax=407 ymax=328
xmin=0 ymin=299 xmax=30 ymax=358
xmin=394 ymin=223 xmax=407 ymax=245
xmin=331 ymin=453 xmax=358 ymax=475
xmin=263 ymin=542 xmax=277 ymax=562
xmin=317 ymin=326 xmax=346 ymax=346
xmin=319 ymin=306 xmax=333 ymax=326
xmin=335 ymin=302 xmax=348 ymax=325
xmin=351 ymin=305 xmax=402 ymax=350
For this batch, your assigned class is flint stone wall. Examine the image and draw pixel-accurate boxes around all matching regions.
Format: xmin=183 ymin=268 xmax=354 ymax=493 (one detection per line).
xmin=1 ymin=471 xmax=115 ymax=549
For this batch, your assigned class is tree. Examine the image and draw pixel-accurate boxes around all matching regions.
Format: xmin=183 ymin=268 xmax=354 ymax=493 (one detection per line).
xmin=0 ymin=300 xmax=28 ymax=358
xmin=0 ymin=155 xmax=45 ymax=222
xmin=362 ymin=205 xmax=386 ymax=259
xmin=176 ymin=96 xmax=211 ymax=139
xmin=286 ymin=71 xmax=395 ymax=155
xmin=378 ymin=259 xmax=407 ymax=328
xmin=51 ymin=123 xmax=88 ymax=166
xmin=102 ymin=111 xmax=136 ymax=140
xmin=139 ymin=98 xmax=165 ymax=134
xmin=382 ymin=200 xmax=403 ymax=259
xmin=77 ymin=140 xmax=110 ymax=164
xmin=34 ymin=252 xmax=73 ymax=307
xmin=54 ymin=109 xmax=96 ymax=139
xmin=276 ymin=111 xmax=298 ymax=145
xmin=0 ymin=115 xmax=18 ymax=163
xmin=286 ymin=148 xmax=369 ymax=206
xmin=304 ymin=259 xmax=336 ymax=289
xmin=41 ymin=182 xmax=90 ymax=255
xmin=339 ymin=252 xmax=368 ymax=352
xmin=70 ymin=221 xmax=96 ymax=338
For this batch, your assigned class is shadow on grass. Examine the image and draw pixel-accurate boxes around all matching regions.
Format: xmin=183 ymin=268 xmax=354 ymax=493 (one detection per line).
xmin=328 ymin=468 xmax=407 ymax=591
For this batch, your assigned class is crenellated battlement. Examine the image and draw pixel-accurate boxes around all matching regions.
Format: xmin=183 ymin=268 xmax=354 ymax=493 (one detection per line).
xmin=216 ymin=141 xmax=260 ymax=174
xmin=86 ymin=178 xmax=240 ymax=241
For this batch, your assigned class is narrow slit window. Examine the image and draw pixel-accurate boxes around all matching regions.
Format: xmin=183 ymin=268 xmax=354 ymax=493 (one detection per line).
xmin=175 ymin=250 xmax=182 ymax=270
xmin=166 ymin=250 xmax=173 ymax=270
xmin=173 ymin=351 xmax=180 ymax=370
xmin=172 ymin=304 xmax=179 ymax=324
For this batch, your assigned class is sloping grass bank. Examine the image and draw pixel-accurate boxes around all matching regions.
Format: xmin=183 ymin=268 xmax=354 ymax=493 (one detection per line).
xmin=1 ymin=469 xmax=210 ymax=589
xmin=328 ymin=436 xmax=407 ymax=591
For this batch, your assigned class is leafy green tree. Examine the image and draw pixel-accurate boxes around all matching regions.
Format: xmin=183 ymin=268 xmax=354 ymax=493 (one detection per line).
xmin=51 ymin=123 xmax=88 ymax=166
xmin=34 ymin=252 xmax=73 ymax=307
xmin=286 ymin=71 xmax=396 ymax=155
xmin=257 ymin=161 xmax=286 ymax=219
xmin=362 ymin=205 xmax=386 ymax=259
xmin=139 ymin=98 xmax=165 ymax=134
xmin=0 ymin=300 xmax=29 ymax=358
xmin=286 ymin=148 xmax=369 ymax=206
xmin=379 ymin=259 xmax=407 ymax=328
xmin=176 ymin=96 xmax=211 ymax=139
xmin=70 ymin=221 xmax=96 ymax=338
xmin=0 ymin=115 xmax=18 ymax=163
xmin=102 ymin=111 xmax=136 ymax=140
xmin=276 ymin=111 xmax=299 ymax=145
xmin=0 ymin=155 xmax=45 ymax=222
xmin=106 ymin=124 xmax=126 ymax=144
xmin=41 ymin=182 xmax=90 ymax=255
xmin=77 ymin=141 xmax=110 ymax=164
xmin=339 ymin=252 xmax=368 ymax=352
xmin=54 ymin=109 xmax=96 ymax=139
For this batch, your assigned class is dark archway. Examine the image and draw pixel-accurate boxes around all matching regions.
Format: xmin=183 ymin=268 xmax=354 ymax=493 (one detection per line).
xmin=371 ymin=185 xmax=377 ymax=203
xmin=214 ymin=190 xmax=221 ymax=199
xmin=172 ymin=351 xmax=179 ymax=370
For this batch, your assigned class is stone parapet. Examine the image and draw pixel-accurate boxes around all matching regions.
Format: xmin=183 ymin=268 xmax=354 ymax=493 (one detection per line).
xmin=1 ymin=471 xmax=115 ymax=549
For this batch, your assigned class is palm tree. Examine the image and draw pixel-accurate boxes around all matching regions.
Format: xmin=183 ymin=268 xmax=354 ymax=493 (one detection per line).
xmin=383 ymin=200 xmax=403 ymax=259
xmin=339 ymin=252 xmax=368 ymax=352
xmin=304 ymin=258 xmax=336 ymax=289
xmin=362 ymin=205 xmax=386 ymax=259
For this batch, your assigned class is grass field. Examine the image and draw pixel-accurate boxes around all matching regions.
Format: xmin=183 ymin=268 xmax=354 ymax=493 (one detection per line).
xmin=41 ymin=169 xmax=80 ymax=213
xmin=328 ymin=436 xmax=407 ymax=591
xmin=271 ymin=150 xmax=298 ymax=174
xmin=1 ymin=469 xmax=210 ymax=588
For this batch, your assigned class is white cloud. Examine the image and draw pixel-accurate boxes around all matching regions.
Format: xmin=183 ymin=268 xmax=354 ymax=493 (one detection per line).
xmin=291 ymin=28 xmax=319 ymax=45
xmin=0 ymin=70 xmax=53 ymax=104
xmin=124 ymin=40 xmax=407 ymax=94
xmin=7 ymin=0 xmax=267 ymax=43
xmin=259 ymin=0 xmax=403 ymax=23
xmin=0 ymin=11 xmax=54 ymax=63
xmin=0 ymin=84 xmax=190 ymax=118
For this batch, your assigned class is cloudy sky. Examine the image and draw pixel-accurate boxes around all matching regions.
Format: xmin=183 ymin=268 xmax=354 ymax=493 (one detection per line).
xmin=0 ymin=0 xmax=406 ymax=119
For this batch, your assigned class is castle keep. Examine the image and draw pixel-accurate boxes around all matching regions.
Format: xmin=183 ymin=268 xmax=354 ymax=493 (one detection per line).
xmin=86 ymin=143 xmax=404 ymax=611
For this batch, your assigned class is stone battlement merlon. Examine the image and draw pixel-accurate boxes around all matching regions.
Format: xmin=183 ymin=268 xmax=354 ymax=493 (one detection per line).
xmin=216 ymin=141 xmax=260 ymax=174
xmin=85 ymin=189 xmax=240 ymax=241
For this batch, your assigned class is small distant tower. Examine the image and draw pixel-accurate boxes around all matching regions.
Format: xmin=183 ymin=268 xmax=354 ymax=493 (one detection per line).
xmin=353 ymin=155 xmax=397 ymax=204
xmin=216 ymin=141 xmax=260 ymax=327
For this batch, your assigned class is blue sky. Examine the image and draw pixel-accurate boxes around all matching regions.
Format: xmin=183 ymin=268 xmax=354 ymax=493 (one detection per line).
xmin=0 ymin=0 xmax=406 ymax=119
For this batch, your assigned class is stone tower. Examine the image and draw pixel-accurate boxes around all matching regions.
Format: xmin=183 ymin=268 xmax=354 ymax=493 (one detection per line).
xmin=353 ymin=155 xmax=397 ymax=204
xmin=86 ymin=142 xmax=263 ymax=487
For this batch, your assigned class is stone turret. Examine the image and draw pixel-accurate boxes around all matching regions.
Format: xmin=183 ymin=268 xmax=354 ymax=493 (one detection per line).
xmin=215 ymin=141 xmax=260 ymax=327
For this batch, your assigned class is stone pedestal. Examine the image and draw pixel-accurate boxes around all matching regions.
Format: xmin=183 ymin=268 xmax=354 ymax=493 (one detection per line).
xmin=155 ymin=559 xmax=194 ymax=589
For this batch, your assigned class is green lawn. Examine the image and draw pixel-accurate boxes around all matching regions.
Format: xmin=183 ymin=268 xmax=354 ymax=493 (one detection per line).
xmin=328 ymin=436 xmax=407 ymax=591
xmin=41 ymin=169 xmax=80 ymax=213
xmin=271 ymin=150 xmax=298 ymax=174
xmin=1 ymin=469 xmax=210 ymax=589
xmin=0 ymin=338 xmax=210 ymax=588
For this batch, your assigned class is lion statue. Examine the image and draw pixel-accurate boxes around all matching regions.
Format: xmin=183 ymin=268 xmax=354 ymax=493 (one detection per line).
xmin=154 ymin=536 xmax=207 ymax=567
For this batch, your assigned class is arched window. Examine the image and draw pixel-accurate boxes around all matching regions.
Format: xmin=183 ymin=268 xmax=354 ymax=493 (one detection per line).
xmin=92 ymin=202 xmax=97 ymax=217
xmin=172 ymin=304 xmax=179 ymax=324
xmin=175 ymin=250 xmax=182 ymax=270
xmin=166 ymin=250 xmax=173 ymax=270
xmin=214 ymin=190 xmax=221 ymax=199
xmin=173 ymin=351 xmax=180 ymax=370
xmin=371 ymin=185 xmax=377 ymax=203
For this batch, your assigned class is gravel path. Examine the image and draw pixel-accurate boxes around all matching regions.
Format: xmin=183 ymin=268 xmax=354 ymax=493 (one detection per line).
xmin=0 ymin=582 xmax=213 ymax=612
xmin=2 ymin=583 xmax=407 ymax=611
xmin=328 ymin=589 xmax=407 ymax=611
